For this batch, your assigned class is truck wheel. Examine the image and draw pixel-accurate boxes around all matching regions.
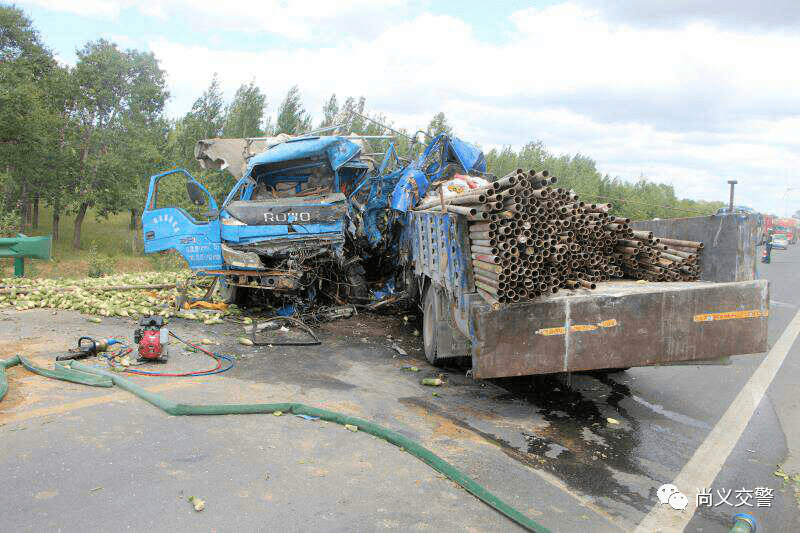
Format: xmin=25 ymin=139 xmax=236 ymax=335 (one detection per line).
xmin=422 ymin=286 xmax=439 ymax=365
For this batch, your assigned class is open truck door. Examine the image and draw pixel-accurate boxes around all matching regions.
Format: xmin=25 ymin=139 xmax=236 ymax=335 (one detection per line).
xmin=142 ymin=168 xmax=223 ymax=271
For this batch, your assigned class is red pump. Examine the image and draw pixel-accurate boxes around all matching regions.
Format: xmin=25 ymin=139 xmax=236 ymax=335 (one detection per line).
xmin=134 ymin=315 xmax=168 ymax=362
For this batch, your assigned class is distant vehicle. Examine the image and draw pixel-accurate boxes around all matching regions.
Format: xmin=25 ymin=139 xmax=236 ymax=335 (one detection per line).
xmin=716 ymin=205 xmax=753 ymax=215
xmin=771 ymin=218 xmax=798 ymax=244
xmin=772 ymin=234 xmax=789 ymax=250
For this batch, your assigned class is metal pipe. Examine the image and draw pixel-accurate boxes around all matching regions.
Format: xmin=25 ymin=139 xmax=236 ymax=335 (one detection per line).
xmin=471 ymin=245 xmax=498 ymax=255
xmin=476 ymin=288 xmax=501 ymax=310
xmin=469 ymin=222 xmax=496 ymax=232
xmin=469 ymin=230 xmax=494 ymax=240
xmin=471 ymin=253 xmax=500 ymax=263
xmin=472 ymin=260 xmax=502 ymax=273
xmin=475 ymin=274 xmax=502 ymax=289
xmin=657 ymin=237 xmax=704 ymax=249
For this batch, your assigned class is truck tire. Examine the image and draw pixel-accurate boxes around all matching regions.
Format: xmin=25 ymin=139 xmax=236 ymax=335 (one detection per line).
xmin=422 ymin=286 xmax=439 ymax=365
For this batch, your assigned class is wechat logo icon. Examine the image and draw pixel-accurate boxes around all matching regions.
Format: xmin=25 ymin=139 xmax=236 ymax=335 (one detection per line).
xmin=657 ymin=484 xmax=688 ymax=511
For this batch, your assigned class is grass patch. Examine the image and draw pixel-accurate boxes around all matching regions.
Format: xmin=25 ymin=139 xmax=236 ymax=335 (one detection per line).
xmin=1 ymin=205 xmax=188 ymax=278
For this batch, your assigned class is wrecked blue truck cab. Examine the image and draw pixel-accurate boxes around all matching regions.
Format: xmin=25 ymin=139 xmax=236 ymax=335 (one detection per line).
xmin=142 ymin=136 xmax=371 ymax=304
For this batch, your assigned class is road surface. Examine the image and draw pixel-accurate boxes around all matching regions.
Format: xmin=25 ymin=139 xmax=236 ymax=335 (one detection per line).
xmin=1 ymin=245 xmax=798 ymax=532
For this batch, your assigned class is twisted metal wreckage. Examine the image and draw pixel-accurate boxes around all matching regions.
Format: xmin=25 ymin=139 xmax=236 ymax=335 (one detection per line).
xmin=143 ymin=130 xmax=485 ymax=311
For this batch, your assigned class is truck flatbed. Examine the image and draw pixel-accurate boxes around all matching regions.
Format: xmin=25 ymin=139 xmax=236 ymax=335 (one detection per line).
xmin=409 ymin=211 xmax=769 ymax=378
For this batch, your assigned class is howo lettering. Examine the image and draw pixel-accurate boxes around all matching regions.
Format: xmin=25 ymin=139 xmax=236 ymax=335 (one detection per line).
xmin=263 ymin=212 xmax=312 ymax=223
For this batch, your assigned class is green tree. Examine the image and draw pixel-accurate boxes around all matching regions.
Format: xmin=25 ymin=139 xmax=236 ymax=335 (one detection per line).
xmin=338 ymin=96 xmax=366 ymax=132
xmin=166 ymin=74 xmax=226 ymax=167
xmin=320 ymin=93 xmax=339 ymax=128
xmin=67 ymin=39 xmax=168 ymax=248
xmin=223 ymin=80 xmax=266 ymax=138
xmin=276 ymin=85 xmax=311 ymax=135
xmin=0 ymin=5 xmax=57 ymax=229
xmin=426 ymin=112 xmax=452 ymax=138
xmin=164 ymin=75 xmax=232 ymax=203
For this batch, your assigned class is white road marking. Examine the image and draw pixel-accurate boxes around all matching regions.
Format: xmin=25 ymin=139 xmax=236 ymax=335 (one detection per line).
xmin=634 ymin=310 xmax=800 ymax=533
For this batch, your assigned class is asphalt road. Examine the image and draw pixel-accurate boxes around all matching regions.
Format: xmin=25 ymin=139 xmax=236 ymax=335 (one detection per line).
xmin=1 ymin=245 xmax=799 ymax=532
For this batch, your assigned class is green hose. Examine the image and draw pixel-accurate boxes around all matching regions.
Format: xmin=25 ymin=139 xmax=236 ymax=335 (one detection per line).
xmin=1 ymin=356 xmax=550 ymax=533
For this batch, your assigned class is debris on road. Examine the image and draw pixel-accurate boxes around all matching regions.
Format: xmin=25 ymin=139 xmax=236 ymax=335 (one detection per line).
xmin=0 ymin=271 xmax=211 ymax=318
xmin=345 ymin=424 xmax=358 ymax=432
xmin=238 ymin=337 xmax=254 ymax=346
xmin=390 ymin=343 xmax=407 ymax=356
xmin=188 ymin=496 xmax=205 ymax=512
xmin=422 ymin=377 xmax=443 ymax=387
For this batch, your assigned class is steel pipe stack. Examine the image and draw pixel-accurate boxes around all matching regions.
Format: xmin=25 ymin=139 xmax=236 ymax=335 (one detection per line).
xmin=415 ymin=169 xmax=703 ymax=307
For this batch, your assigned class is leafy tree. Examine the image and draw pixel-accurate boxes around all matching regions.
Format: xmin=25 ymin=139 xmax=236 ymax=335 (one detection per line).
xmin=320 ymin=93 xmax=339 ymax=128
xmin=66 ymin=39 xmax=168 ymax=248
xmin=426 ymin=112 xmax=452 ymax=138
xmin=338 ymin=96 xmax=366 ymax=132
xmin=223 ymin=80 xmax=266 ymax=138
xmin=484 ymin=139 xmax=723 ymax=219
xmin=167 ymin=74 xmax=225 ymax=168
xmin=275 ymin=85 xmax=311 ymax=134
xmin=163 ymin=75 xmax=235 ymax=204
xmin=0 ymin=5 xmax=56 ymax=229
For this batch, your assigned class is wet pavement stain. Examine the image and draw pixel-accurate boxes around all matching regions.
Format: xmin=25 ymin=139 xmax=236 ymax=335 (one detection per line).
xmin=493 ymin=373 xmax=656 ymax=513
xmin=404 ymin=372 xmax=663 ymax=515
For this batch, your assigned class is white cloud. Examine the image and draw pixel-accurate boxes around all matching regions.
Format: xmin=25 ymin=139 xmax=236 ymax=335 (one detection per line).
xmin=19 ymin=0 xmax=402 ymax=39
xmin=23 ymin=1 xmax=800 ymax=214
xmin=21 ymin=0 xmax=135 ymax=20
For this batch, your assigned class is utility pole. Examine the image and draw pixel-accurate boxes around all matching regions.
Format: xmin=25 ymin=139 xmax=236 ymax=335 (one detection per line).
xmin=727 ymin=180 xmax=737 ymax=211
xmin=785 ymin=187 xmax=798 ymax=217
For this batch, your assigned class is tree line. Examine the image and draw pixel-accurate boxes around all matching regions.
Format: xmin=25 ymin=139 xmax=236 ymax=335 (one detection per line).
xmin=0 ymin=5 xmax=722 ymax=248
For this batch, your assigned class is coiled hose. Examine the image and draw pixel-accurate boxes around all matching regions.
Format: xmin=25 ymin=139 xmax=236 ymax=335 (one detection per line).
xmin=0 ymin=355 xmax=550 ymax=533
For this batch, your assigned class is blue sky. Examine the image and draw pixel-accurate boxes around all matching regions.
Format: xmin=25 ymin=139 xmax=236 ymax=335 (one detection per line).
xmin=14 ymin=0 xmax=800 ymax=215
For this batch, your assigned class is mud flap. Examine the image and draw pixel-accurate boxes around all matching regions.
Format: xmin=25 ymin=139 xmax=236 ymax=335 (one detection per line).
xmin=433 ymin=286 xmax=470 ymax=359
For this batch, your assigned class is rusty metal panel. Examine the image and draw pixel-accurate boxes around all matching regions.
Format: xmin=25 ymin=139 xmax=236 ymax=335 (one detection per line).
xmin=632 ymin=214 xmax=759 ymax=282
xmin=471 ymin=279 xmax=769 ymax=378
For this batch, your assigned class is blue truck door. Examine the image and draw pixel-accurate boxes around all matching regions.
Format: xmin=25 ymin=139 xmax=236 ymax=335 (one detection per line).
xmin=142 ymin=169 xmax=223 ymax=271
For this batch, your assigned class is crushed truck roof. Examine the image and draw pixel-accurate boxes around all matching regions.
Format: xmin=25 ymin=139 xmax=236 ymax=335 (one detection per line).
xmin=245 ymin=136 xmax=362 ymax=175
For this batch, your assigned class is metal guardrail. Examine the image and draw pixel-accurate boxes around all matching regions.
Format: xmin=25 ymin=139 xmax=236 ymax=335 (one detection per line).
xmin=0 ymin=233 xmax=52 ymax=276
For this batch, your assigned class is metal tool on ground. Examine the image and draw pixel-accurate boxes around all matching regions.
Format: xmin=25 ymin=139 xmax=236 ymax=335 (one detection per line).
xmin=250 ymin=316 xmax=321 ymax=346
xmin=55 ymin=336 xmax=112 ymax=361
xmin=134 ymin=315 xmax=168 ymax=362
